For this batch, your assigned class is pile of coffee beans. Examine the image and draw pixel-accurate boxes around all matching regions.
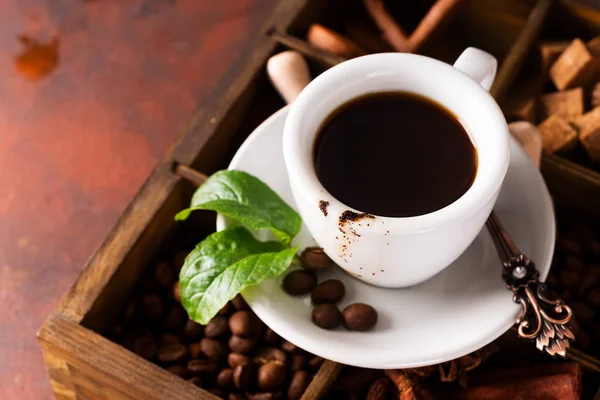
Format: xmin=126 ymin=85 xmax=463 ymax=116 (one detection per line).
xmin=106 ymin=250 xmax=321 ymax=400
xmin=282 ymin=247 xmax=378 ymax=331
xmin=323 ymin=367 xmax=392 ymax=400
xmin=545 ymin=209 xmax=600 ymax=356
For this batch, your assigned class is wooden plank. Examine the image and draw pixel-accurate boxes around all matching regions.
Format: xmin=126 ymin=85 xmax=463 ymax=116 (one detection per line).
xmin=41 ymin=348 xmax=79 ymax=400
xmin=541 ymin=153 xmax=600 ymax=217
xmin=38 ymin=314 xmax=219 ymax=400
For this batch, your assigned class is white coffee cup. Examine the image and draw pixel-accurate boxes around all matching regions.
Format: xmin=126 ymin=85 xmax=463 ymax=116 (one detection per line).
xmin=282 ymin=48 xmax=510 ymax=288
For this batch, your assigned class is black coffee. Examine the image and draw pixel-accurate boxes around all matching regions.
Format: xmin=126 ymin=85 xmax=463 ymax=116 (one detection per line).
xmin=313 ymin=91 xmax=477 ymax=217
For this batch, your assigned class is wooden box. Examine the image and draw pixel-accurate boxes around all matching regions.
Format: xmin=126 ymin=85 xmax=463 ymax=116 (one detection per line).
xmin=37 ymin=0 xmax=600 ymax=399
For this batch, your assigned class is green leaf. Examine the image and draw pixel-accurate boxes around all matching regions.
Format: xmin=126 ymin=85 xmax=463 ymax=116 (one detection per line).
xmin=180 ymin=226 xmax=297 ymax=324
xmin=175 ymin=170 xmax=301 ymax=244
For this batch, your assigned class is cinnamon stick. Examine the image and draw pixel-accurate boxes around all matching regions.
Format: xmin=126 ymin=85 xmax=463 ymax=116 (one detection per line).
xmin=489 ymin=0 xmax=552 ymax=100
xmin=407 ymin=0 xmax=462 ymax=52
xmin=361 ymin=0 xmax=410 ymax=52
xmin=269 ymin=30 xmax=347 ymax=67
xmin=307 ymin=24 xmax=367 ymax=59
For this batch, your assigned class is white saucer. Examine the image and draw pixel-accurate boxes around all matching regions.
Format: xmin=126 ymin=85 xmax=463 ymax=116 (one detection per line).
xmin=217 ymin=106 xmax=555 ymax=369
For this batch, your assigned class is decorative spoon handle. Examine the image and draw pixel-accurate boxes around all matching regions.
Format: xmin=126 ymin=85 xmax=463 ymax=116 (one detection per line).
xmin=486 ymin=211 xmax=574 ymax=357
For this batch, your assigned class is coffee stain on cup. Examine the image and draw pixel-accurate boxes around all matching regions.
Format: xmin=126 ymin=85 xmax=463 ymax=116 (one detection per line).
xmin=337 ymin=210 xmax=375 ymax=261
xmin=318 ymin=200 xmax=329 ymax=216
xmin=15 ymin=35 xmax=59 ymax=81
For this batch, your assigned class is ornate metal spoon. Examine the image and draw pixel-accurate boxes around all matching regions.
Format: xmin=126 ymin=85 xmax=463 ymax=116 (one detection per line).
xmin=486 ymin=211 xmax=574 ymax=357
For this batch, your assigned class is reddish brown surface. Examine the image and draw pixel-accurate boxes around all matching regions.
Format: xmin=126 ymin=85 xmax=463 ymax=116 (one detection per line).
xmin=0 ymin=0 xmax=277 ymax=398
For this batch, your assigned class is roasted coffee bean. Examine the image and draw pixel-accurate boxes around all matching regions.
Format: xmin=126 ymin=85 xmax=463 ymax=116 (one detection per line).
xmin=140 ymin=293 xmax=165 ymax=320
xmin=157 ymin=343 xmax=187 ymax=364
xmin=219 ymin=302 xmax=233 ymax=316
xmin=217 ymin=368 xmax=235 ymax=390
xmin=308 ymin=356 xmax=324 ymax=371
xmin=232 ymin=294 xmax=250 ymax=310
xmin=200 ymin=338 xmax=228 ymax=361
xmin=288 ymin=370 xmax=310 ymax=400
xmin=545 ymin=272 xmax=558 ymax=287
xmin=205 ymin=316 xmax=229 ymax=338
xmin=577 ymin=270 xmax=600 ymax=297
xmin=587 ymin=288 xmax=600 ymax=308
xmin=229 ymin=394 xmax=246 ymax=400
xmin=183 ymin=319 xmax=204 ymax=340
xmin=560 ymin=270 xmax=582 ymax=289
xmin=290 ymin=354 xmax=306 ymax=373
xmin=343 ymin=303 xmax=378 ymax=331
xmin=572 ymin=302 xmax=595 ymax=324
xmin=167 ymin=365 xmax=188 ymax=379
xmin=311 ymin=280 xmax=345 ymax=304
xmin=229 ymin=311 xmax=262 ymax=338
xmin=570 ymin=319 xmax=580 ymax=336
xmin=557 ymin=238 xmax=582 ymax=257
xmin=255 ymin=347 xmax=287 ymax=364
xmin=263 ymin=328 xmax=280 ymax=345
xmin=229 ymin=336 xmax=258 ymax=354
xmin=107 ymin=325 xmax=123 ymax=341
xmin=155 ymin=262 xmax=175 ymax=287
xmin=545 ymin=287 xmax=560 ymax=300
xmin=188 ymin=359 xmax=220 ymax=375
xmin=561 ymin=290 xmax=573 ymax=303
xmin=132 ymin=332 xmax=157 ymax=360
xmin=122 ymin=301 xmax=136 ymax=324
xmin=159 ymin=334 xmax=182 ymax=346
xmin=165 ymin=306 xmax=187 ymax=332
xmin=563 ymin=256 xmax=585 ymax=274
xmin=366 ymin=377 xmax=392 ymax=400
xmin=258 ymin=361 xmax=286 ymax=391
xmin=140 ymin=276 xmax=156 ymax=293
xmin=593 ymin=322 xmax=600 ymax=341
xmin=282 ymin=270 xmax=317 ymax=296
xmin=188 ymin=376 xmax=204 ymax=387
xmin=281 ymin=340 xmax=300 ymax=354
xmin=325 ymin=389 xmax=357 ymax=400
xmin=172 ymin=251 xmax=189 ymax=273
xmin=229 ymin=352 xmax=252 ymax=368
xmin=233 ymin=363 xmax=256 ymax=391
xmin=332 ymin=367 xmax=380 ymax=393
xmin=301 ymin=247 xmax=333 ymax=270
xmin=587 ymin=241 xmax=600 ymax=256
xmin=208 ymin=388 xmax=225 ymax=398
xmin=247 ymin=393 xmax=283 ymax=400
xmin=312 ymin=304 xmax=343 ymax=330
xmin=173 ymin=281 xmax=181 ymax=303
xmin=578 ymin=330 xmax=591 ymax=350
xmin=188 ymin=343 xmax=201 ymax=359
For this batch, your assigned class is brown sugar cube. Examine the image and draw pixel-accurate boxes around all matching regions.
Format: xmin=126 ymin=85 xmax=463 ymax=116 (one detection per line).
xmin=587 ymin=36 xmax=600 ymax=58
xmin=537 ymin=115 xmax=578 ymax=153
xmin=591 ymin=82 xmax=600 ymax=108
xmin=549 ymin=39 xmax=595 ymax=90
xmin=587 ymin=36 xmax=600 ymax=81
xmin=574 ymin=107 xmax=600 ymax=161
xmin=539 ymin=88 xmax=584 ymax=121
xmin=502 ymin=96 xmax=537 ymax=123
xmin=539 ymin=41 xmax=570 ymax=73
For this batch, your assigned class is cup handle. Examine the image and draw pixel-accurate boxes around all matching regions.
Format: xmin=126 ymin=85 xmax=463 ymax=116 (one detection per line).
xmin=453 ymin=47 xmax=497 ymax=92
